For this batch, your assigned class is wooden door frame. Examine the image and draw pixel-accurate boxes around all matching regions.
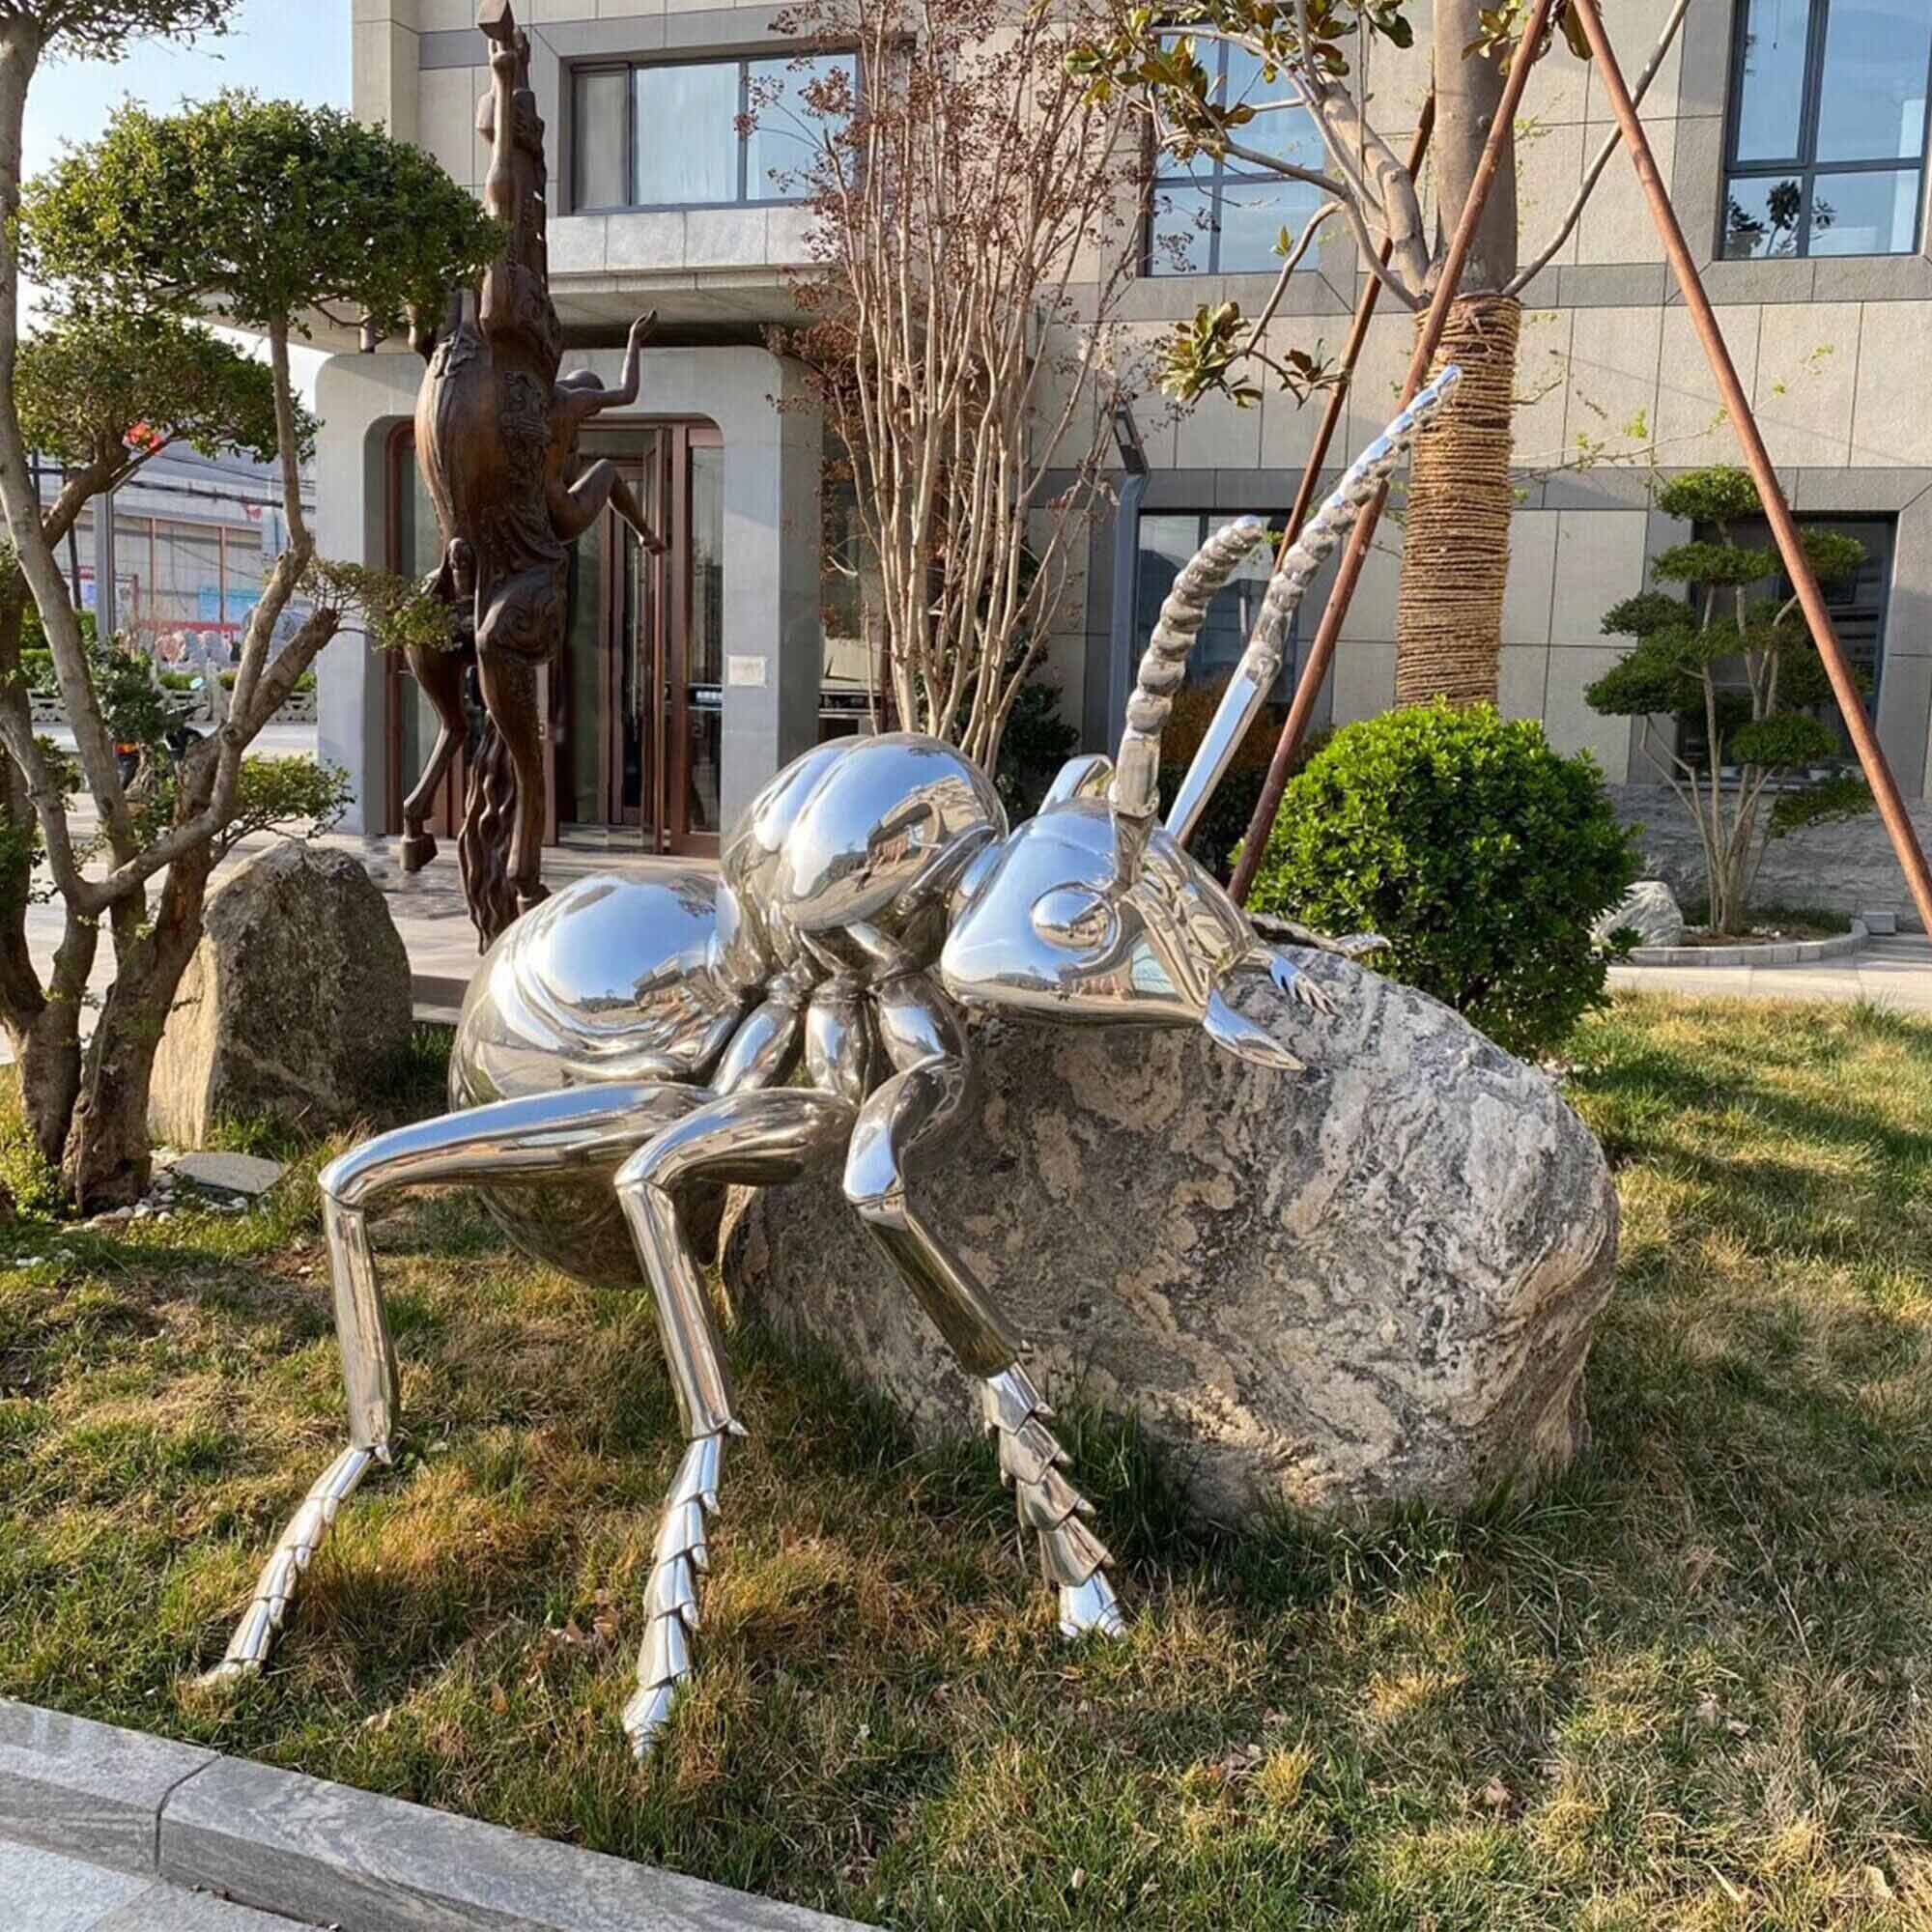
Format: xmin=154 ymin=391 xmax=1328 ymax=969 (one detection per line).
xmin=668 ymin=420 xmax=723 ymax=858
xmin=592 ymin=414 xmax=722 ymax=860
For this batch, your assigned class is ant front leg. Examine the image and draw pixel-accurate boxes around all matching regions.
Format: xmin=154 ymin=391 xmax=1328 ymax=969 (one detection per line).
xmin=843 ymin=973 xmax=1128 ymax=1642
xmin=201 ymin=1083 xmax=705 ymax=1686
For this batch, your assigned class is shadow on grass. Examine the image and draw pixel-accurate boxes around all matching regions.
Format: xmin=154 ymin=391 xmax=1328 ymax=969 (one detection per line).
xmin=12 ymin=996 xmax=1932 ymax=1925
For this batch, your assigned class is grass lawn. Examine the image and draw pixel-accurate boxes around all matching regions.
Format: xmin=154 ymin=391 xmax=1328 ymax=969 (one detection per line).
xmin=4 ymin=996 xmax=1932 ymax=1929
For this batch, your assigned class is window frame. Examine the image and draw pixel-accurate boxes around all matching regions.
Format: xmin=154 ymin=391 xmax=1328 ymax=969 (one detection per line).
xmin=1719 ymin=0 xmax=1932 ymax=260
xmin=1140 ymin=39 xmax=1323 ymax=278
xmin=570 ymin=49 xmax=856 ymax=217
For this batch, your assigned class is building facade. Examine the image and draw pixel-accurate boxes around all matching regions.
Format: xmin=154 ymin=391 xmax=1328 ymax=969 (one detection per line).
xmin=42 ymin=446 xmax=314 ymax=666
xmin=327 ymin=0 xmax=1932 ymax=898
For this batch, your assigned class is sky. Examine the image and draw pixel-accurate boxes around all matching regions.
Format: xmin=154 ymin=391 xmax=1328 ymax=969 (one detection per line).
xmin=23 ymin=0 xmax=348 ymax=181
xmin=21 ymin=1 xmax=350 ymax=392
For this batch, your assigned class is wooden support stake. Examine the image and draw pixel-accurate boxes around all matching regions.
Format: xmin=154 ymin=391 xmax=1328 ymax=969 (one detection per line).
xmin=1229 ymin=0 xmax=1554 ymax=903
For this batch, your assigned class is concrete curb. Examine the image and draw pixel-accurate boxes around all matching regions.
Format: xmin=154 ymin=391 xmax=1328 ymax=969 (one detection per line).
xmin=0 ymin=1700 xmax=867 ymax=1932
xmin=1625 ymin=919 xmax=1868 ymax=969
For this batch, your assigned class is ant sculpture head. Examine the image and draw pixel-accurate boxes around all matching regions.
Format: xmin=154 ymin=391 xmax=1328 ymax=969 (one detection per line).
xmin=940 ymin=367 xmax=1463 ymax=1070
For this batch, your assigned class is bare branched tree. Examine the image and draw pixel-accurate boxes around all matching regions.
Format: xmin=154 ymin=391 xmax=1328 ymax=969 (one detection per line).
xmin=773 ymin=0 xmax=1151 ymax=771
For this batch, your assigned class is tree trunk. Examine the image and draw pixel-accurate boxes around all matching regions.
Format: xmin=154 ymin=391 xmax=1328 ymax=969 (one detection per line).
xmin=1393 ymin=293 xmax=1522 ymax=706
xmin=14 ymin=991 xmax=86 ymax=1168
xmin=0 ymin=573 xmax=90 ymax=1169
xmin=61 ymin=833 xmax=212 ymax=1210
xmin=1392 ymin=0 xmax=1523 ymax=708
xmin=1709 ymin=831 xmax=1748 ymax=936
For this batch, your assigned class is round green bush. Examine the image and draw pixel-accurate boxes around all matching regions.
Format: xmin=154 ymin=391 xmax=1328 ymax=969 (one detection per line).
xmin=1245 ymin=701 xmax=1635 ymax=1059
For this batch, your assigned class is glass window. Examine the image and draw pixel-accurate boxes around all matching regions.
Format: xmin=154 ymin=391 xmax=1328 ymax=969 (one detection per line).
xmin=747 ymin=53 xmax=850 ymax=200
xmin=1723 ymin=0 xmax=1932 ymax=258
xmin=1806 ymin=168 xmax=1922 ymax=255
xmin=1731 ymin=0 xmax=1810 ymax=162
xmin=574 ymin=52 xmax=857 ymax=213
xmin=573 ymin=68 xmax=631 ymax=211
xmin=635 ymin=62 xmax=740 ymax=207
xmin=1814 ymin=0 xmax=1928 ymax=163
xmin=1145 ymin=36 xmax=1325 ymax=275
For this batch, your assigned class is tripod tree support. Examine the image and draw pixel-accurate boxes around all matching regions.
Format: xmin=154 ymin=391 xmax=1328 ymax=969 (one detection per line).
xmin=1559 ymin=0 xmax=1932 ymax=936
xmin=1228 ymin=0 xmax=1554 ymax=904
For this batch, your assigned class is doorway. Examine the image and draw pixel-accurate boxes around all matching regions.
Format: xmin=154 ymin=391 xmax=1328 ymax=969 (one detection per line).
xmin=553 ymin=419 xmax=724 ymax=857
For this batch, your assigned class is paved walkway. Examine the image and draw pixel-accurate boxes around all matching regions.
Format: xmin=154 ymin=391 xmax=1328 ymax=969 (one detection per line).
xmin=1608 ymin=932 xmax=1932 ymax=1009
xmin=1 ymin=1838 xmax=320 ymax=1931
xmin=15 ymin=725 xmax=1932 ymax=1024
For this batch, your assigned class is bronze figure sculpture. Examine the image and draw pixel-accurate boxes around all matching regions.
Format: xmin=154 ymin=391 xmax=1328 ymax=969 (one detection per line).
xmin=399 ymin=0 xmax=663 ymax=945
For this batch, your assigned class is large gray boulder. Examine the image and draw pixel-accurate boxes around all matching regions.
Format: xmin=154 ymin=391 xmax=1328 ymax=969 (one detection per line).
xmin=724 ymin=954 xmax=1617 ymax=1524
xmin=151 ymin=843 xmax=412 ymax=1148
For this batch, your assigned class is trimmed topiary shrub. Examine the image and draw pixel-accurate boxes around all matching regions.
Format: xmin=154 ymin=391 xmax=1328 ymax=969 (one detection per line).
xmin=1245 ymin=701 xmax=1635 ymax=1059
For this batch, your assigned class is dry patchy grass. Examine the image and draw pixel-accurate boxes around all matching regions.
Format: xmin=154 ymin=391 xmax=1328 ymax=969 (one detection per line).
xmin=4 ymin=998 xmax=1932 ymax=1928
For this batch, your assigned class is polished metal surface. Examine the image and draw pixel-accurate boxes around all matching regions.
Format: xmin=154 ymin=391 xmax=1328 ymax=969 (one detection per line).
xmin=981 ymin=1366 xmax=1125 ymax=1638
xmin=199 ymin=1444 xmax=378 ymax=1684
xmin=1164 ymin=363 xmax=1463 ymax=848
xmin=211 ymin=384 xmax=1462 ymax=1751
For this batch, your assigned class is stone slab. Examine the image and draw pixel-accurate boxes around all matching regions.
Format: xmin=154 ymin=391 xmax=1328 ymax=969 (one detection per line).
xmin=0 ymin=1840 xmax=151 ymax=1931
xmin=160 ymin=1753 xmax=867 ymax=1932
xmin=1625 ymin=923 xmax=1866 ymax=968
xmin=166 ymin=1153 xmax=287 ymax=1199
xmin=0 ymin=1700 xmax=213 ymax=1877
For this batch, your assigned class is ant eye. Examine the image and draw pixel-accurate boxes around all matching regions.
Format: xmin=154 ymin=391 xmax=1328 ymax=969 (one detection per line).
xmin=1030 ymin=887 xmax=1118 ymax=953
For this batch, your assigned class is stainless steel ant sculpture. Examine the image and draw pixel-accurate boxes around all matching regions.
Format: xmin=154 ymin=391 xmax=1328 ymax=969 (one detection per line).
xmin=206 ymin=370 xmax=1461 ymax=1754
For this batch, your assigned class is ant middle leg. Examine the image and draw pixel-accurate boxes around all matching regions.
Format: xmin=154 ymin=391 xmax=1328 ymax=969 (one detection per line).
xmin=612 ymin=986 xmax=862 ymax=1754
xmin=842 ymin=973 xmax=1128 ymax=1641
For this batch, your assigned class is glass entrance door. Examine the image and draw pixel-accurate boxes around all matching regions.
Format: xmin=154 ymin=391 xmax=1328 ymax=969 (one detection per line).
xmin=554 ymin=419 xmax=723 ymax=857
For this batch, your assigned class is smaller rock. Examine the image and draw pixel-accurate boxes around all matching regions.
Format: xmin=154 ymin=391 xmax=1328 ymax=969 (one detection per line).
xmin=150 ymin=842 xmax=412 ymax=1149
xmin=1594 ymin=879 xmax=1685 ymax=949
xmin=172 ymin=1151 xmax=285 ymax=1198
xmin=1860 ymin=909 xmax=1899 ymax=936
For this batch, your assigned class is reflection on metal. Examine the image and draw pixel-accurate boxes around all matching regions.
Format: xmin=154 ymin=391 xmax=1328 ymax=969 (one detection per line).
xmin=209 ymin=384 xmax=1460 ymax=1753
